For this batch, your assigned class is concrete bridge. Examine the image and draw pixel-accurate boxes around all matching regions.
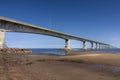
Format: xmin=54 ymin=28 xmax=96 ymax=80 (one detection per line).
xmin=0 ymin=16 xmax=111 ymax=50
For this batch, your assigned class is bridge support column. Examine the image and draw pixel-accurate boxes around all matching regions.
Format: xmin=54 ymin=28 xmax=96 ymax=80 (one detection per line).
xmin=91 ymin=42 xmax=94 ymax=50
xmin=107 ymin=45 xmax=110 ymax=49
xmin=96 ymin=43 xmax=99 ymax=49
xmin=83 ymin=41 xmax=86 ymax=50
xmin=0 ymin=30 xmax=7 ymax=48
xmin=105 ymin=45 xmax=110 ymax=49
xmin=65 ymin=39 xmax=71 ymax=50
xmin=99 ymin=43 xmax=101 ymax=49
xmin=101 ymin=44 xmax=105 ymax=49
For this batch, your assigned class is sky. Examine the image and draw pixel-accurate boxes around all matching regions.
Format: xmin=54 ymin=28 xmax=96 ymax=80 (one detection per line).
xmin=0 ymin=0 xmax=120 ymax=48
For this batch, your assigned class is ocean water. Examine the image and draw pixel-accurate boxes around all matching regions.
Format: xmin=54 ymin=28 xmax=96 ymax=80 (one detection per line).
xmin=29 ymin=48 xmax=120 ymax=55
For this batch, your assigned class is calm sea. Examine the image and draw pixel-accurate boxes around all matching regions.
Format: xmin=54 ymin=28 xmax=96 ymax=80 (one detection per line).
xmin=29 ymin=48 xmax=120 ymax=55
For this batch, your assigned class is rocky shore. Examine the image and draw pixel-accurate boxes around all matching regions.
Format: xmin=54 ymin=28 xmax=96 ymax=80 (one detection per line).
xmin=0 ymin=48 xmax=32 ymax=54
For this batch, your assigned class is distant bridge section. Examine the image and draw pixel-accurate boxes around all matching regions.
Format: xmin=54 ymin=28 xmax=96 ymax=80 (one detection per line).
xmin=0 ymin=16 xmax=111 ymax=50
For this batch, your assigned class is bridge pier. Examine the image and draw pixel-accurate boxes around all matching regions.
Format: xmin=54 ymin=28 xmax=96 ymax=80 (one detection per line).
xmin=104 ymin=45 xmax=110 ymax=49
xmin=0 ymin=30 xmax=7 ymax=48
xmin=101 ymin=44 xmax=105 ymax=49
xmin=107 ymin=45 xmax=111 ymax=49
xmin=65 ymin=39 xmax=71 ymax=50
xmin=91 ymin=42 xmax=94 ymax=50
xmin=99 ymin=43 xmax=101 ymax=49
xmin=96 ymin=43 xmax=99 ymax=49
xmin=83 ymin=41 xmax=86 ymax=50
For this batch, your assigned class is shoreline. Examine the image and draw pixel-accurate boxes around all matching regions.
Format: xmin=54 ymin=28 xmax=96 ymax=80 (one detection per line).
xmin=26 ymin=52 xmax=120 ymax=67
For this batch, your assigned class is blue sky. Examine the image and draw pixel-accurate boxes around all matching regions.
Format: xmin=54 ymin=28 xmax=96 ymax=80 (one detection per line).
xmin=0 ymin=0 xmax=120 ymax=48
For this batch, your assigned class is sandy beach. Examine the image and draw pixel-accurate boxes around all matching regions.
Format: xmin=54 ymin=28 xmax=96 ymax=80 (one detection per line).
xmin=0 ymin=52 xmax=120 ymax=80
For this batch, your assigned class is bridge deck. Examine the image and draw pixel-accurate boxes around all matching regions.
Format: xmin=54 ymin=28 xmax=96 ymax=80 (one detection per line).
xmin=0 ymin=16 xmax=108 ymax=45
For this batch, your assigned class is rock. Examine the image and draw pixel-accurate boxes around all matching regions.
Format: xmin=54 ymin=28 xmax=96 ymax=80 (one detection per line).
xmin=0 ymin=48 xmax=32 ymax=54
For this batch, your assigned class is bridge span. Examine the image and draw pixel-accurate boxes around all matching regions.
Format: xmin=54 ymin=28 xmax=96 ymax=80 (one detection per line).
xmin=0 ymin=16 xmax=111 ymax=50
